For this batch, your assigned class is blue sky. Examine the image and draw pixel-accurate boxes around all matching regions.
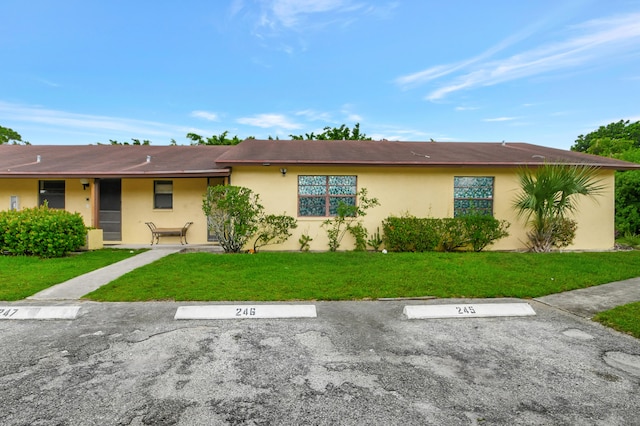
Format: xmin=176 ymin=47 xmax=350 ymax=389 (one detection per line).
xmin=2 ymin=0 xmax=640 ymax=149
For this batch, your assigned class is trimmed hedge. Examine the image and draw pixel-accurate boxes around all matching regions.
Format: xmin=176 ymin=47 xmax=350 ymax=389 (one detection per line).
xmin=382 ymin=215 xmax=510 ymax=252
xmin=0 ymin=206 xmax=86 ymax=257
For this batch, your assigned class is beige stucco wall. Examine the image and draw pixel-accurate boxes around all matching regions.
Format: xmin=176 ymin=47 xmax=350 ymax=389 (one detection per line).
xmin=230 ymin=165 xmax=616 ymax=252
xmin=1 ymin=168 xmax=615 ymax=250
xmin=0 ymin=178 xmax=93 ymax=225
xmin=120 ymin=178 xmax=211 ymax=244
xmin=0 ymin=178 xmax=215 ymax=245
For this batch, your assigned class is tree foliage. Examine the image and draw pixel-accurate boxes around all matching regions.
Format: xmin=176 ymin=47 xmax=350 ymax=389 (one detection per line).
xmin=99 ymin=138 xmax=151 ymax=145
xmin=513 ymin=164 xmax=604 ymax=252
xmin=0 ymin=125 xmax=29 ymax=145
xmin=187 ymin=131 xmax=244 ymax=145
xmin=289 ymin=123 xmax=371 ymax=141
xmin=571 ymin=119 xmax=640 ymax=235
xmin=572 ymin=120 xmax=640 ymax=154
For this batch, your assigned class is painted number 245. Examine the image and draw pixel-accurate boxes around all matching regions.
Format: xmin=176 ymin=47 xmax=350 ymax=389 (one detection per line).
xmin=456 ymin=306 xmax=476 ymax=315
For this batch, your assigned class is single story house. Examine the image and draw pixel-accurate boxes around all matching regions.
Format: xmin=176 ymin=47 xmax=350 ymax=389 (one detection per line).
xmin=1 ymin=140 xmax=638 ymax=251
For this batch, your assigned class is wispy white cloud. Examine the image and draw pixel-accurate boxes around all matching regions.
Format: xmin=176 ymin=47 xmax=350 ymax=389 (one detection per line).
xmin=295 ymin=109 xmax=333 ymax=121
xmin=236 ymin=113 xmax=302 ymax=129
xmin=455 ymin=106 xmax=480 ymax=111
xmin=397 ymin=12 xmax=640 ymax=101
xmin=191 ymin=110 xmax=220 ymax=121
xmin=35 ymin=78 xmax=61 ymax=88
xmin=269 ymin=0 xmax=357 ymax=28
xmin=0 ymin=101 xmax=204 ymax=142
xmin=483 ymin=117 xmax=519 ymax=122
xmin=249 ymin=0 xmax=394 ymax=34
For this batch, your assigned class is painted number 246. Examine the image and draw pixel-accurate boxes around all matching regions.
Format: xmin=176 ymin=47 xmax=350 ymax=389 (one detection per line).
xmin=235 ymin=308 xmax=256 ymax=317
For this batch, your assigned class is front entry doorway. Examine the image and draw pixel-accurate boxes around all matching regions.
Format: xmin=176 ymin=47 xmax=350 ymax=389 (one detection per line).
xmin=99 ymin=179 xmax=122 ymax=241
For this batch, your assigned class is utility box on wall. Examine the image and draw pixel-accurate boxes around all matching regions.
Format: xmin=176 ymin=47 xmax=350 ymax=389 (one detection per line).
xmin=84 ymin=228 xmax=104 ymax=250
xmin=10 ymin=195 xmax=18 ymax=210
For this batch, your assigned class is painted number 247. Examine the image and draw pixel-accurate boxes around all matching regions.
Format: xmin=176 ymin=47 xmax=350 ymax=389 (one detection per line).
xmin=0 ymin=308 xmax=18 ymax=317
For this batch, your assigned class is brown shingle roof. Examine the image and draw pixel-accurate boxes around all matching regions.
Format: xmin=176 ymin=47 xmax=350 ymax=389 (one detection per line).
xmin=215 ymin=139 xmax=640 ymax=170
xmin=1 ymin=140 xmax=638 ymax=179
xmin=0 ymin=145 xmax=232 ymax=178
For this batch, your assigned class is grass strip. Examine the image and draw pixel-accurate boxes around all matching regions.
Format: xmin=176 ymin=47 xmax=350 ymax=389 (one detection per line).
xmin=0 ymin=249 xmax=146 ymax=301
xmin=85 ymin=251 xmax=640 ymax=302
xmin=593 ymin=302 xmax=640 ymax=339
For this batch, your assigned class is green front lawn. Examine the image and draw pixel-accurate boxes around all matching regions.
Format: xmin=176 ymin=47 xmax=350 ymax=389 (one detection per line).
xmin=0 ymin=249 xmax=146 ymax=301
xmin=593 ymin=302 xmax=640 ymax=339
xmin=85 ymin=251 xmax=640 ymax=302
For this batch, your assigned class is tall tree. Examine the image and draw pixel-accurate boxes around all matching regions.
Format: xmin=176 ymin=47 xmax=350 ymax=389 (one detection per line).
xmin=289 ymin=123 xmax=371 ymax=140
xmin=0 ymin=125 xmax=29 ymax=145
xmin=572 ymin=120 xmax=640 ymax=154
xmin=572 ymin=119 xmax=640 ymax=235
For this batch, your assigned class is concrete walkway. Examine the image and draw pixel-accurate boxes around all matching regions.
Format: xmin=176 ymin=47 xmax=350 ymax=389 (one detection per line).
xmin=28 ymin=248 xmax=181 ymax=300
xmin=535 ymin=277 xmax=640 ymax=318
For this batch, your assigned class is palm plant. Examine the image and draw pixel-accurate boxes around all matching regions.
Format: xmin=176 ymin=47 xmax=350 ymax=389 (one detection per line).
xmin=513 ymin=163 xmax=605 ymax=252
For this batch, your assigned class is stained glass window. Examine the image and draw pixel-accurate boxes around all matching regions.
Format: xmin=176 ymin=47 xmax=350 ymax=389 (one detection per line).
xmin=298 ymin=175 xmax=357 ymax=216
xmin=453 ymin=176 xmax=494 ymax=216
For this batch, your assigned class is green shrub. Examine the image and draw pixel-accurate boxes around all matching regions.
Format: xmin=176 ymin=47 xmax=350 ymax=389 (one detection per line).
xmin=0 ymin=206 xmax=86 ymax=257
xmin=367 ymin=227 xmax=383 ymax=251
xmin=438 ymin=218 xmax=468 ymax=252
xmin=298 ymin=233 xmax=313 ymax=252
xmin=253 ymin=214 xmax=297 ymax=252
xmin=348 ymin=222 xmax=369 ymax=251
xmin=322 ymin=188 xmax=379 ymax=251
xmin=463 ymin=215 xmax=511 ymax=252
xmin=382 ymin=216 xmax=440 ymax=252
xmin=382 ymin=215 xmax=510 ymax=252
xmin=202 ymin=185 xmax=263 ymax=253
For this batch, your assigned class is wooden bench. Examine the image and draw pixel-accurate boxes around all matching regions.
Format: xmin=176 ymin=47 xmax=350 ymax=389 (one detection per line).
xmin=145 ymin=222 xmax=193 ymax=245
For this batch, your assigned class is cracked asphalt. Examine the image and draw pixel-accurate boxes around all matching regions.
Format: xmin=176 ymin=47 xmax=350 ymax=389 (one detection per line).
xmin=1 ymin=299 xmax=639 ymax=425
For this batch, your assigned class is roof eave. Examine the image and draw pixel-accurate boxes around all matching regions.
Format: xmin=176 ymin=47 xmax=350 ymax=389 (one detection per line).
xmin=217 ymin=160 xmax=637 ymax=170
xmin=0 ymin=169 xmax=231 ymax=178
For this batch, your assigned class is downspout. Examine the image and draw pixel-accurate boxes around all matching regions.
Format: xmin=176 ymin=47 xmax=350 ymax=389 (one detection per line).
xmin=92 ymin=179 xmax=100 ymax=229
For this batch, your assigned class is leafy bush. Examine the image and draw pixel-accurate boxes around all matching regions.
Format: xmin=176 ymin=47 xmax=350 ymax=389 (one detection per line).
xmin=322 ymin=188 xmax=379 ymax=251
xmin=439 ymin=218 xmax=469 ymax=252
xmin=202 ymin=185 xmax=263 ymax=253
xmin=0 ymin=206 xmax=86 ymax=257
xmin=463 ymin=215 xmax=511 ymax=252
xmin=203 ymin=185 xmax=297 ymax=253
xmin=382 ymin=215 xmax=509 ymax=252
xmin=367 ymin=227 xmax=383 ymax=251
xmin=348 ymin=222 xmax=368 ymax=251
xmin=382 ymin=216 xmax=440 ymax=252
xmin=298 ymin=233 xmax=313 ymax=252
xmin=253 ymin=214 xmax=298 ymax=252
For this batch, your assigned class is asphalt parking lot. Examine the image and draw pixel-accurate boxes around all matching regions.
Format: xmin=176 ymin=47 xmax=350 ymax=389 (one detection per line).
xmin=1 ymin=299 xmax=639 ymax=425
